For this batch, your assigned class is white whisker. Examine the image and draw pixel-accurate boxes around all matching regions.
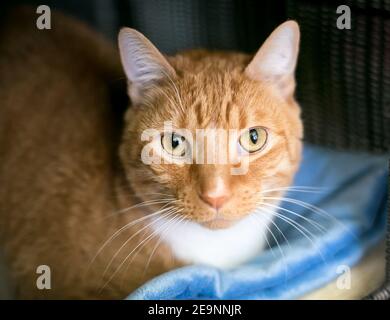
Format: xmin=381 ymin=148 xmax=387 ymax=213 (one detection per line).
xmin=89 ymin=204 xmax=176 ymax=269
xmin=260 ymin=202 xmax=327 ymax=233
xmin=260 ymin=186 xmax=325 ymax=194
xmin=249 ymin=215 xmax=276 ymax=258
xmin=101 ymin=208 xmax=178 ymax=280
xmin=251 ymin=213 xmax=288 ymax=280
xmin=98 ymin=198 xmax=177 ymax=222
xmin=262 ymin=196 xmax=355 ymax=238
xmin=262 ymin=208 xmax=328 ymax=265
xmin=142 ymin=214 xmax=187 ymax=276
xmin=254 ymin=210 xmax=292 ymax=251
xmin=101 ymin=209 xmax=183 ymax=290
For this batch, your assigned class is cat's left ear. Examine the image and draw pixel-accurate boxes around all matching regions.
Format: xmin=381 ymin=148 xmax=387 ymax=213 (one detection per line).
xmin=118 ymin=28 xmax=176 ymax=104
xmin=245 ymin=21 xmax=300 ymax=99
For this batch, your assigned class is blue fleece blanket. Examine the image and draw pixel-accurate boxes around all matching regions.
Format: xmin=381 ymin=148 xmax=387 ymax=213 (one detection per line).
xmin=127 ymin=144 xmax=388 ymax=300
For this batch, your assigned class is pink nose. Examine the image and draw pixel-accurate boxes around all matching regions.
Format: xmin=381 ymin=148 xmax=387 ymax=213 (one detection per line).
xmin=199 ymin=194 xmax=228 ymax=210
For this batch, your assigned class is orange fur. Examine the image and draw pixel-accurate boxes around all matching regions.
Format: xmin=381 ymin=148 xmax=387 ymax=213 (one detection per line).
xmin=0 ymin=7 xmax=302 ymax=299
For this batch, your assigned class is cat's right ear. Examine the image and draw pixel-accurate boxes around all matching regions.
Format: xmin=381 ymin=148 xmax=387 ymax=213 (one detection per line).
xmin=118 ymin=28 xmax=176 ymax=104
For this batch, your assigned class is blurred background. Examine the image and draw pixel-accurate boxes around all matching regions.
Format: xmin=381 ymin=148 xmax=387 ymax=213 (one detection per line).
xmin=1 ymin=0 xmax=389 ymax=153
xmin=0 ymin=0 xmax=389 ymax=300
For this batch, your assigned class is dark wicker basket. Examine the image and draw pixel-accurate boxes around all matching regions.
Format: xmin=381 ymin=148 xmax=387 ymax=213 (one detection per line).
xmin=287 ymin=0 xmax=390 ymax=154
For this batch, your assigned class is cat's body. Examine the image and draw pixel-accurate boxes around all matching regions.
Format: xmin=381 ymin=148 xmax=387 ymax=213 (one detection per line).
xmin=0 ymin=8 xmax=173 ymax=299
xmin=0 ymin=8 xmax=303 ymax=299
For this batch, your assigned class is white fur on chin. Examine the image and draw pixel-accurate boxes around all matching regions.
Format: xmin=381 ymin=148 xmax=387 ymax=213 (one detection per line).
xmin=152 ymin=210 xmax=276 ymax=269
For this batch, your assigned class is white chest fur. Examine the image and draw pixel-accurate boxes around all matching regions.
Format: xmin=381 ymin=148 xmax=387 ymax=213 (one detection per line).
xmin=152 ymin=211 xmax=275 ymax=269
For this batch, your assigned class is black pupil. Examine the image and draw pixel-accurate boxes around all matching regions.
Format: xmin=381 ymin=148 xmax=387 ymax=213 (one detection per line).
xmin=249 ymin=129 xmax=258 ymax=144
xmin=171 ymin=135 xmax=182 ymax=149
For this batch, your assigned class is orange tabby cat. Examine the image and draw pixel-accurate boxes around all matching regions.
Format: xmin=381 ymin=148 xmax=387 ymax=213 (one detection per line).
xmin=0 ymin=7 xmax=302 ymax=299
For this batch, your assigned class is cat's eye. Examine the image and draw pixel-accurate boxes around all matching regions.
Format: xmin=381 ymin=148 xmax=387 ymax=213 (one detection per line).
xmin=161 ymin=133 xmax=188 ymax=157
xmin=239 ymin=127 xmax=268 ymax=153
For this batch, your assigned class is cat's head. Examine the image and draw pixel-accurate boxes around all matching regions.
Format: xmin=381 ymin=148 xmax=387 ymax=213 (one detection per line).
xmin=118 ymin=21 xmax=303 ymax=229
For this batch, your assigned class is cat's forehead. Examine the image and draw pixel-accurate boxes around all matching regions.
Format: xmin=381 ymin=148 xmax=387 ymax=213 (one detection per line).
xmin=155 ymin=80 xmax=279 ymax=131
xmin=142 ymin=51 xmax=283 ymax=131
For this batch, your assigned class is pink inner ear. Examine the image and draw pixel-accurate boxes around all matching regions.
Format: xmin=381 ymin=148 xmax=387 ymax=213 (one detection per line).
xmin=245 ymin=21 xmax=300 ymax=82
xmin=244 ymin=21 xmax=300 ymax=99
xmin=118 ymin=28 xmax=176 ymax=90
